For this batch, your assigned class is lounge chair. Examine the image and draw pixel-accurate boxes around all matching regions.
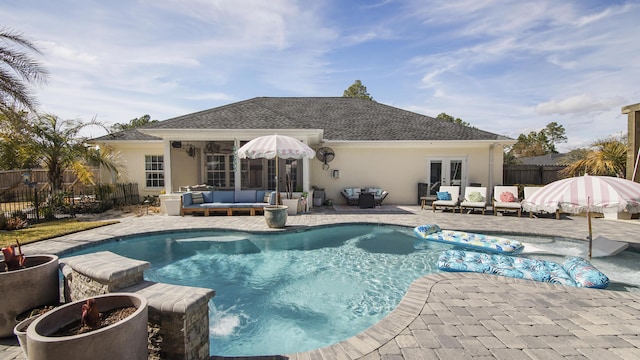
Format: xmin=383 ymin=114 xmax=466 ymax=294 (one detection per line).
xmin=492 ymin=186 xmax=521 ymax=217
xmin=432 ymin=186 xmax=460 ymax=212
xmin=460 ymin=186 xmax=488 ymax=214
xmin=522 ymin=186 xmax=562 ymax=219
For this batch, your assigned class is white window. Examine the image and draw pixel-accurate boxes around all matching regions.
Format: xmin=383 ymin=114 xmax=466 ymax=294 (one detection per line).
xmin=145 ymin=155 xmax=164 ymax=188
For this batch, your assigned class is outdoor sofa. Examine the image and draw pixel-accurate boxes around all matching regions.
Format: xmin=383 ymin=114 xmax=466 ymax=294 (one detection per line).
xmin=340 ymin=187 xmax=389 ymax=206
xmin=181 ymin=190 xmax=276 ymax=216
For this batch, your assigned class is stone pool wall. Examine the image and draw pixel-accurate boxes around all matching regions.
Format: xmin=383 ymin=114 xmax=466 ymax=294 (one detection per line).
xmin=60 ymin=251 xmax=215 ymax=360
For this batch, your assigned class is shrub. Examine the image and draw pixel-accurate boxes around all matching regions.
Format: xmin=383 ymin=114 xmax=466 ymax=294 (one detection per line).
xmin=6 ymin=216 xmax=28 ymax=230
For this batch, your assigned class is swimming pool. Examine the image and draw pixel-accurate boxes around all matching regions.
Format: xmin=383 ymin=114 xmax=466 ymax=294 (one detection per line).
xmin=64 ymin=223 xmax=640 ymax=356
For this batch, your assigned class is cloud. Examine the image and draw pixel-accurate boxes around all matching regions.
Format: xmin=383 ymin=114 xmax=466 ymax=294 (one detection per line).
xmin=535 ymin=95 xmax=626 ymax=115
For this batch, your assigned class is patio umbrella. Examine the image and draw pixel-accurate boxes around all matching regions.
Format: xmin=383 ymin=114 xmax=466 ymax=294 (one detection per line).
xmin=236 ymin=134 xmax=315 ymax=205
xmin=522 ymin=174 xmax=640 ymax=258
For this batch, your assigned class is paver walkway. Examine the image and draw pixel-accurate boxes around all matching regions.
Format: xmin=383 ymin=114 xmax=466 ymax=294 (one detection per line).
xmin=2 ymin=206 xmax=640 ymax=359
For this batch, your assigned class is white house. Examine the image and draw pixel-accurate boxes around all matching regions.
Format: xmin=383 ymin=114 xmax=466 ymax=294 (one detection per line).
xmin=91 ymin=97 xmax=515 ymax=205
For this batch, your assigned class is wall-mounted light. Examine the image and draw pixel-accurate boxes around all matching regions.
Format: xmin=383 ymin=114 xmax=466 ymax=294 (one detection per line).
xmin=332 ymin=169 xmax=340 ymax=178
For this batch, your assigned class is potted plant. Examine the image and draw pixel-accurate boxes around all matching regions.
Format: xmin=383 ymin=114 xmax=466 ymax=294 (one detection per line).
xmin=263 ymin=205 xmax=288 ymax=228
xmin=13 ymin=305 xmax=57 ymax=358
xmin=281 ymin=174 xmax=300 ymax=215
xmin=26 ymin=293 xmax=148 ymax=360
xmin=0 ymin=241 xmax=59 ymax=337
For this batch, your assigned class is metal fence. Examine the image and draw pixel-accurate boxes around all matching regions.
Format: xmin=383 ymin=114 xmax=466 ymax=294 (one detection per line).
xmin=0 ymin=183 xmax=140 ymax=223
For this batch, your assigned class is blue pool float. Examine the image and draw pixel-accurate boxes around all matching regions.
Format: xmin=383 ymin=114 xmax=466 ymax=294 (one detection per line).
xmin=437 ymin=249 xmax=609 ymax=289
xmin=413 ymin=224 xmax=524 ymax=254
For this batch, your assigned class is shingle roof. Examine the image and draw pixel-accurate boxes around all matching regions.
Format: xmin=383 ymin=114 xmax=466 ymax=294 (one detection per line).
xmin=92 ymin=129 xmax=161 ymax=141
xmin=94 ymin=97 xmax=511 ymax=142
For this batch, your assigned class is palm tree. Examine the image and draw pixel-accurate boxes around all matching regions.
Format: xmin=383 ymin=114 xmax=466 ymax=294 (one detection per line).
xmin=561 ymin=137 xmax=627 ymax=177
xmin=20 ymin=114 xmax=126 ymax=190
xmin=0 ymin=28 xmax=48 ymax=114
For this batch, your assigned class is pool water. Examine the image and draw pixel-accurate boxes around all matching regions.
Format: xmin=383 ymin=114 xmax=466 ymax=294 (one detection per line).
xmin=64 ymin=224 xmax=640 ymax=356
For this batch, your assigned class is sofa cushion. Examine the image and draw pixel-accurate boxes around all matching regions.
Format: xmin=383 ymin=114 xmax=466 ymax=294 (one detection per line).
xmin=191 ymin=192 xmax=204 ymax=204
xmin=213 ymin=191 xmax=234 ymax=203
xmin=202 ymin=191 xmax=214 ymax=203
xmin=182 ymin=193 xmax=193 ymax=206
xmin=235 ymin=190 xmax=257 ymax=203
xmin=344 ymin=188 xmax=353 ymax=196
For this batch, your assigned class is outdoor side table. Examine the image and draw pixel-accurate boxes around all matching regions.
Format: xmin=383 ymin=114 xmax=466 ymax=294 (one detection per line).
xmin=358 ymin=193 xmax=375 ymax=208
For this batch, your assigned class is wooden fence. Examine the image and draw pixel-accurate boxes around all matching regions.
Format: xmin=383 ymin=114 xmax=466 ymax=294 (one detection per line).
xmin=503 ymin=165 xmax=567 ymax=185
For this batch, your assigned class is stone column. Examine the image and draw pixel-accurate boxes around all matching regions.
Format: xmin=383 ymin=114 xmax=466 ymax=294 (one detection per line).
xmin=622 ymin=103 xmax=640 ymax=182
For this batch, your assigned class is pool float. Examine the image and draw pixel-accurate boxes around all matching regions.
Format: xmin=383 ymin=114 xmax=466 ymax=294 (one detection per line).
xmin=413 ymin=224 xmax=524 ymax=254
xmin=437 ymin=249 xmax=609 ymax=289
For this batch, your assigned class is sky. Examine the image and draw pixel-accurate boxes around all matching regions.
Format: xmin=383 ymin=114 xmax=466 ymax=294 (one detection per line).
xmin=2 ymin=0 xmax=639 ymax=151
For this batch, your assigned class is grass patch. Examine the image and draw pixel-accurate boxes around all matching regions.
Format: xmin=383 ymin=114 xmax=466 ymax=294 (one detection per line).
xmin=0 ymin=218 xmax=119 ymax=247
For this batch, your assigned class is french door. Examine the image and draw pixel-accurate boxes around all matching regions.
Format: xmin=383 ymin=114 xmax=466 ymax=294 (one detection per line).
xmin=427 ymin=157 xmax=466 ymax=195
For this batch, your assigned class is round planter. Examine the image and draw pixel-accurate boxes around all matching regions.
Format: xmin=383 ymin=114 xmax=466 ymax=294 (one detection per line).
xmin=0 ymin=254 xmax=59 ymax=337
xmin=264 ymin=205 xmax=288 ymax=228
xmin=13 ymin=315 xmax=37 ymax=357
xmin=26 ymin=293 xmax=148 ymax=360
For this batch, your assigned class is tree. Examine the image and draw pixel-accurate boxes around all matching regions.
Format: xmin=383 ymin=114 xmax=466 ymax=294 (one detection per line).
xmin=342 ymin=80 xmax=374 ymax=101
xmin=507 ymin=122 xmax=567 ymax=158
xmin=436 ymin=113 xmax=471 ymax=127
xmin=1 ymin=113 xmax=125 ymax=190
xmin=110 ymin=114 xmax=157 ymax=132
xmin=0 ymin=28 xmax=48 ymax=115
xmin=542 ymin=122 xmax=567 ymax=153
xmin=561 ymin=136 xmax=627 ymax=177
xmin=0 ymin=110 xmax=39 ymax=170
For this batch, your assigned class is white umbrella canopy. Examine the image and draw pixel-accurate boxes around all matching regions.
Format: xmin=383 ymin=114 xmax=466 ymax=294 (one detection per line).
xmin=236 ymin=134 xmax=315 ymax=204
xmin=522 ymin=174 xmax=640 ymax=258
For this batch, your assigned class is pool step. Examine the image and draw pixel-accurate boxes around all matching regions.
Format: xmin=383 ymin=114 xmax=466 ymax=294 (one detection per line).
xmin=60 ymin=251 xmax=215 ymax=360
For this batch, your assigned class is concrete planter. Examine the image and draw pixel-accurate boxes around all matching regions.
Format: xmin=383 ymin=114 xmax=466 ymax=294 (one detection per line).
xmin=264 ymin=205 xmax=288 ymax=228
xmin=26 ymin=293 xmax=148 ymax=360
xmin=13 ymin=315 xmax=38 ymax=357
xmin=281 ymin=198 xmax=300 ymax=215
xmin=0 ymin=254 xmax=59 ymax=337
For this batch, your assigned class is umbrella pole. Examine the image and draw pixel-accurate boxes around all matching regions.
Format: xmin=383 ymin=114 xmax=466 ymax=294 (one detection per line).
xmin=587 ymin=210 xmax=593 ymax=259
xmin=275 ymin=156 xmax=281 ymax=205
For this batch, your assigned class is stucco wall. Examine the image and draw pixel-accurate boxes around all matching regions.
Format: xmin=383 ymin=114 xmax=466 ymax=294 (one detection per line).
xmin=308 ymin=143 xmax=505 ymax=205
xmin=102 ymin=143 xmax=165 ymax=197
xmin=102 ymin=141 xmax=506 ymax=205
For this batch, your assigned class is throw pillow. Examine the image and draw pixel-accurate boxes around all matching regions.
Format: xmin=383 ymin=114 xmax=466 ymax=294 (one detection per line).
xmin=499 ymin=191 xmax=516 ymax=202
xmin=344 ymin=188 xmax=353 ymax=196
xmin=436 ymin=191 xmax=451 ymax=200
xmin=191 ymin=192 xmax=204 ymax=204
xmin=263 ymin=194 xmax=271 ymax=203
xmin=468 ymin=191 xmax=483 ymax=202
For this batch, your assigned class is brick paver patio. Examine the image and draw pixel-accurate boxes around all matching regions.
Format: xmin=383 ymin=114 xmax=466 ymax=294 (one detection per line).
xmin=2 ymin=206 xmax=640 ymax=359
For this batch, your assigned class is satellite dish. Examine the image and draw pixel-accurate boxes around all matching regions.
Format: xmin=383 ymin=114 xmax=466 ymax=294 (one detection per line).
xmin=316 ymin=147 xmax=335 ymax=170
